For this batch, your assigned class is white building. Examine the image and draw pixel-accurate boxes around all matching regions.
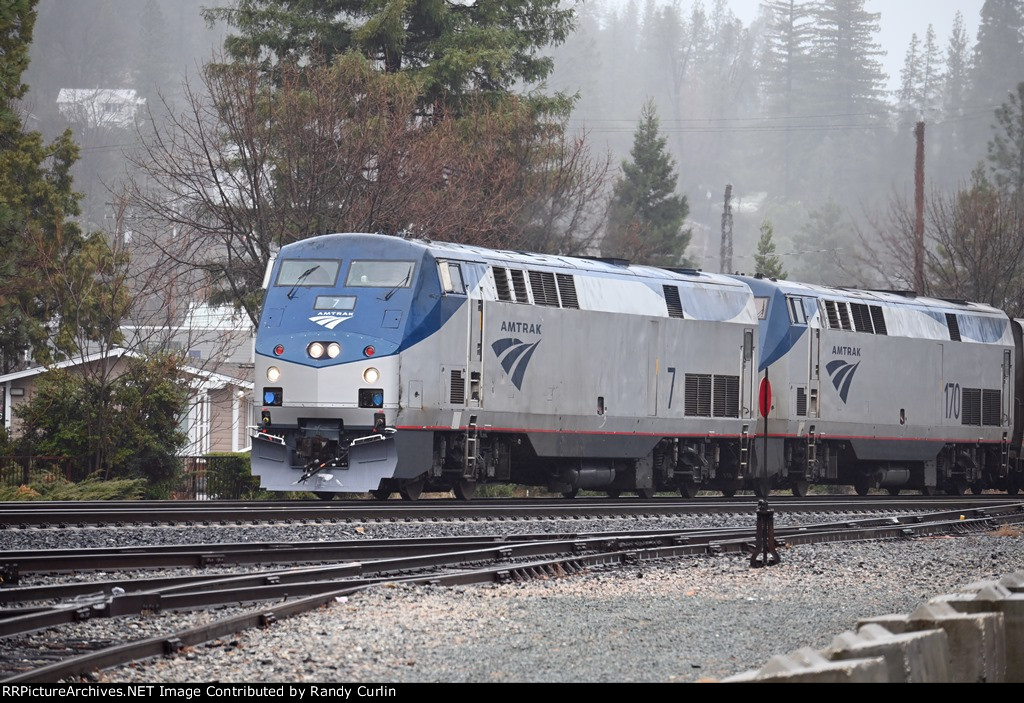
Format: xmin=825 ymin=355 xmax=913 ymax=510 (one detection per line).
xmin=56 ymin=88 xmax=146 ymax=130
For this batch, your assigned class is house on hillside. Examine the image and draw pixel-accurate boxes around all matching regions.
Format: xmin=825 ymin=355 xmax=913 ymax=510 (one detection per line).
xmin=0 ymin=348 xmax=254 ymax=456
xmin=56 ymin=88 xmax=146 ymax=130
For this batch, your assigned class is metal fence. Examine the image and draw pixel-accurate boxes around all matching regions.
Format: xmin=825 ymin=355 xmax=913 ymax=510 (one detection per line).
xmin=175 ymin=455 xmax=258 ymax=500
xmin=0 ymin=456 xmax=77 ymax=488
xmin=0 ymin=454 xmax=256 ymax=500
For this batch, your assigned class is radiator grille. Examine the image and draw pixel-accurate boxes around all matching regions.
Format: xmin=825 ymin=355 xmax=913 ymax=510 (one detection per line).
xmin=684 ymin=374 xmax=712 ymax=417
xmin=713 ymin=375 xmax=740 ymax=418
xmin=556 ymin=273 xmax=579 ymax=308
xmin=450 ymin=369 xmax=465 ymax=404
xmin=663 ymin=285 xmax=684 ymax=318
xmin=982 ymin=389 xmax=1002 ymax=426
xmin=961 ymin=387 xmax=981 ymax=426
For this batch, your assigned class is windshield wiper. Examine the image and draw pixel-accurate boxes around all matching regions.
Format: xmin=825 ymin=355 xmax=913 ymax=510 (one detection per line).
xmin=382 ymin=268 xmax=412 ymax=301
xmin=287 ymin=265 xmax=321 ymax=299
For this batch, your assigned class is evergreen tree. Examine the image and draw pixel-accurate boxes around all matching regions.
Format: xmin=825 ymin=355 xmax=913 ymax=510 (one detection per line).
xmin=789 ymin=197 xmax=851 ymax=285
xmin=969 ymin=0 xmax=1024 ymax=111
xmin=754 ymin=219 xmax=786 ymax=280
xmin=809 ymin=0 xmax=888 ymax=116
xmin=933 ymin=11 xmax=974 ymax=186
xmin=988 ymin=82 xmax=1024 ymax=196
xmin=758 ymin=0 xmax=817 ymax=197
xmin=0 ymin=0 xmax=91 ymax=372
xmin=804 ymin=0 xmax=889 ymax=200
xmin=203 ymin=0 xmax=576 ymax=111
xmin=603 ymin=100 xmax=691 ymax=266
xmin=897 ymin=26 xmax=942 ymax=121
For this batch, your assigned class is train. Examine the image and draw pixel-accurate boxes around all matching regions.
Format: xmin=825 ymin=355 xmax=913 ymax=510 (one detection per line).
xmin=250 ymin=232 xmax=1024 ymax=499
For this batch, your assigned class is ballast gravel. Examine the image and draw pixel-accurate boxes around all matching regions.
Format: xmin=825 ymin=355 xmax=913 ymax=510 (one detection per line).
xmin=85 ymin=530 xmax=1024 ymax=684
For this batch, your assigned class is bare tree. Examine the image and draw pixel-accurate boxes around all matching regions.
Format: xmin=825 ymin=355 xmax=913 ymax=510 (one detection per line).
xmin=125 ymin=54 xmax=610 ymax=325
xmin=862 ymin=171 xmax=1024 ymax=316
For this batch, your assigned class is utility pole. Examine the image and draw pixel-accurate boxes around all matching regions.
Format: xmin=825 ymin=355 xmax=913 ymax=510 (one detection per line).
xmin=720 ymin=184 xmax=734 ymax=274
xmin=914 ymin=121 xmax=925 ymax=293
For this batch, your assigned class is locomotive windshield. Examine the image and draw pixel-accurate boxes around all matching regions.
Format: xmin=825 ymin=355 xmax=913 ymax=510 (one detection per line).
xmin=346 ymin=260 xmax=416 ymax=288
xmin=276 ymin=260 xmax=340 ymax=287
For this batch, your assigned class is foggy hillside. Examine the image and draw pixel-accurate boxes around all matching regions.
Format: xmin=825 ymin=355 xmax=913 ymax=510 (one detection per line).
xmin=20 ymin=0 xmax=1023 ymax=287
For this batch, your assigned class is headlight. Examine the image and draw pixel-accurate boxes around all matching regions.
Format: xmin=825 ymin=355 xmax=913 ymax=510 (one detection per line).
xmin=327 ymin=342 xmax=341 ymax=358
xmin=267 ymin=366 xmax=281 ymax=382
xmin=308 ymin=342 xmax=325 ymax=359
xmin=363 ymin=367 xmax=380 ymax=384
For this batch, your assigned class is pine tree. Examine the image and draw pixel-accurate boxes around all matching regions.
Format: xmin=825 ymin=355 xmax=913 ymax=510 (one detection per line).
xmin=754 ymin=220 xmax=787 ymax=280
xmin=933 ymin=11 xmax=974 ymax=186
xmin=203 ymin=0 xmax=576 ymax=111
xmin=758 ymin=0 xmax=816 ymax=197
xmin=603 ymin=100 xmax=691 ymax=267
xmin=0 ymin=0 xmax=91 ymax=372
xmin=987 ymin=82 xmax=1024 ymax=196
xmin=969 ymin=0 xmax=1024 ymax=111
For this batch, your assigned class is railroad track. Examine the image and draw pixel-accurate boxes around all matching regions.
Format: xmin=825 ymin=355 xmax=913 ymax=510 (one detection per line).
xmin=1 ymin=494 xmax=1018 ymax=528
xmin=2 ymin=500 xmax=1023 ymax=682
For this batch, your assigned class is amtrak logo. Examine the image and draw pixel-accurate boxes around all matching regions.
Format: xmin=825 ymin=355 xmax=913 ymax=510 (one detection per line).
xmin=308 ymin=314 xmax=352 ymax=330
xmin=491 ymin=338 xmax=541 ymax=390
xmin=826 ymin=359 xmax=860 ymax=403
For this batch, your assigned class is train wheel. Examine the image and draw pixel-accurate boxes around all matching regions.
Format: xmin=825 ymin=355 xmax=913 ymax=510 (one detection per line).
xmin=721 ymin=487 xmax=736 ymax=498
xmin=606 ymin=489 xmax=621 ymax=499
xmin=946 ymin=479 xmax=967 ymax=496
xmin=678 ymin=482 xmax=698 ymax=499
xmin=370 ymin=489 xmax=391 ymax=501
xmin=636 ymin=488 xmax=655 ymax=499
xmin=399 ymin=478 xmax=425 ymax=501
xmin=920 ymin=485 xmax=938 ymax=496
xmin=791 ymin=481 xmax=809 ymax=498
xmin=453 ymin=479 xmax=477 ymax=501
xmin=854 ymin=476 xmax=870 ymax=496
xmin=562 ymin=488 xmax=579 ymax=499
xmin=1008 ymin=479 xmax=1020 ymax=496
xmin=970 ymin=483 xmax=984 ymax=495
xmin=886 ymin=488 xmax=900 ymax=496
xmin=315 ymin=492 xmax=337 ymax=501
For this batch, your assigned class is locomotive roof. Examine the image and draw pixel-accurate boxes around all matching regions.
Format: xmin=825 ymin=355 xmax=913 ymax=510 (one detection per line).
xmin=734 ymin=274 xmax=1007 ymax=318
xmin=284 ymin=232 xmax=749 ymax=290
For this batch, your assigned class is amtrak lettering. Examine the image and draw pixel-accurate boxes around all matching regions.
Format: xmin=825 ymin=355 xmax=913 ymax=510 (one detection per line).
xmin=831 ymin=345 xmax=861 ymax=357
xmin=500 ymin=321 xmax=542 ymax=335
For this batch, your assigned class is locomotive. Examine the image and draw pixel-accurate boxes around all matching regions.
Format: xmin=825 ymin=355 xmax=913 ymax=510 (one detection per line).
xmin=250 ymin=232 xmax=1023 ymax=499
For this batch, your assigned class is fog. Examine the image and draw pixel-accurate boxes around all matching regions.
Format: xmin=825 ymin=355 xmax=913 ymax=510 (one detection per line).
xmin=21 ymin=0 xmax=1018 ymax=285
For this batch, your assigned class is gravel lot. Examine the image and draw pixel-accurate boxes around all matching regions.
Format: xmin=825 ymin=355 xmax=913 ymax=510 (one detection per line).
xmin=83 ymin=529 xmax=1024 ymax=684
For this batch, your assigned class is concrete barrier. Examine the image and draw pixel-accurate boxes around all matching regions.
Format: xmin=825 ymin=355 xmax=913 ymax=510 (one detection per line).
xmin=722 ymin=570 xmax=1024 ymax=683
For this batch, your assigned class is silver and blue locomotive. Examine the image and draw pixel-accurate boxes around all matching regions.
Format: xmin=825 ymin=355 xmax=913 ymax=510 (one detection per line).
xmin=736 ymin=275 xmax=1023 ymax=496
xmin=251 ymin=233 xmax=761 ymax=499
xmin=250 ymin=232 xmax=1024 ymax=498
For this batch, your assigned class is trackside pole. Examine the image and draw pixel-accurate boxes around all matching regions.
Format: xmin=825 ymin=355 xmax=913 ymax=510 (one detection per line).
xmin=750 ymin=368 xmax=780 ymax=567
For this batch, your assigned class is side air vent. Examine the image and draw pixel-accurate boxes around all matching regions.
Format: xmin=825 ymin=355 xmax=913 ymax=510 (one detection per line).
xmin=823 ymin=300 xmax=841 ymax=329
xmin=450 ymin=369 xmax=465 ymax=404
xmin=493 ymin=267 xmax=512 ymax=302
xmin=982 ymin=389 xmax=1002 ymax=426
xmin=946 ymin=313 xmax=961 ymax=341
xmin=663 ymin=285 xmax=684 ymax=318
xmin=556 ymin=273 xmax=579 ymax=309
xmin=529 ymin=271 xmax=559 ymax=306
xmin=870 ymin=305 xmax=887 ymax=335
xmin=850 ymin=303 xmax=873 ymax=333
xmin=509 ymin=269 xmax=529 ymax=303
xmin=796 ymin=387 xmax=807 ymax=416
xmin=684 ymin=374 xmax=712 ymax=417
xmin=961 ymin=387 xmax=981 ymax=425
xmin=713 ymin=375 xmax=740 ymax=418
